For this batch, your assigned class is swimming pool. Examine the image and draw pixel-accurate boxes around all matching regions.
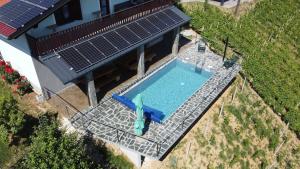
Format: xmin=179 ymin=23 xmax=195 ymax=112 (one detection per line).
xmin=123 ymin=59 xmax=213 ymax=120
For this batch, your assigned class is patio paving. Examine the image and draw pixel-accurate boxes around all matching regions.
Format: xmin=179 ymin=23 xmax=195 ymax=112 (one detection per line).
xmin=70 ymin=43 xmax=241 ymax=159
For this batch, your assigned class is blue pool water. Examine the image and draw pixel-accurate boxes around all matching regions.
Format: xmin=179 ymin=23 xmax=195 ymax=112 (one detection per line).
xmin=123 ymin=59 xmax=213 ymax=120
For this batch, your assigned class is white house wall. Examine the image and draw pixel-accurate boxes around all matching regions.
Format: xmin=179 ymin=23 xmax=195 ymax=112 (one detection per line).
xmin=0 ymin=35 xmax=42 ymax=93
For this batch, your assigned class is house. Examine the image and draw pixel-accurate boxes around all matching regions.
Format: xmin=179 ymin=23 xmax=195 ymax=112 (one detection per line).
xmin=0 ymin=1 xmax=243 ymax=167
xmin=0 ymin=0 xmax=190 ymax=107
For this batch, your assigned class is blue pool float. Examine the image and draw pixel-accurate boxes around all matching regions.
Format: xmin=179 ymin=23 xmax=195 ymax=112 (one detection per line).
xmin=112 ymin=94 xmax=165 ymax=123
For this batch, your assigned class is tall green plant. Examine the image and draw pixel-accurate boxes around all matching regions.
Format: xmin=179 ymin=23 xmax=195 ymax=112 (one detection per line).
xmin=0 ymin=95 xmax=25 ymax=135
xmin=0 ymin=125 xmax=10 ymax=167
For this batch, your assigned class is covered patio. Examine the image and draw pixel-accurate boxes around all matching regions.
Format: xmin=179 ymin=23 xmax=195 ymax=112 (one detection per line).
xmin=40 ymin=6 xmax=189 ymax=109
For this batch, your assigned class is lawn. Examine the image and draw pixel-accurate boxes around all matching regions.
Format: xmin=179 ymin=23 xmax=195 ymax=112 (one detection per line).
xmin=181 ymin=0 xmax=300 ymax=134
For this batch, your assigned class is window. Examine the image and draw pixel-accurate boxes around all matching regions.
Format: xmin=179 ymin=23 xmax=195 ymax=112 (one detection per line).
xmin=54 ymin=0 xmax=82 ymax=26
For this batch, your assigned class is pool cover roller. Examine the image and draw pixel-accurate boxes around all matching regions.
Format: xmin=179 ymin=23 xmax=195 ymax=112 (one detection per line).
xmin=112 ymin=94 xmax=165 ymax=123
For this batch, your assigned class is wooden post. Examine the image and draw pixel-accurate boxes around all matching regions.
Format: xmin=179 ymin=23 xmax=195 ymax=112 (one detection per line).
xmin=185 ymin=141 xmax=192 ymax=159
xmin=204 ymin=119 xmax=211 ymax=140
xmin=274 ymin=141 xmax=285 ymax=156
xmin=231 ymin=86 xmax=238 ymax=103
xmin=221 ymin=0 xmax=225 ymax=6
xmin=234 ymin=0 xmax=241 ymax=16
xmin=223 ymin=37 xmax=229 ymax=61
xmin=204 ymin=0 xmax=208 ymax=11
xmin=219 ymin=101 xmax=225 ymax=117
xmin=241 ymin=76 xmax=247 ymax=92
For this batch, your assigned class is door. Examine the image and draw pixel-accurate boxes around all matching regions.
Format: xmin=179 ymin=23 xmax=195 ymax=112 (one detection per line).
xmin=99 ymin=0 xmax=110 ymax=16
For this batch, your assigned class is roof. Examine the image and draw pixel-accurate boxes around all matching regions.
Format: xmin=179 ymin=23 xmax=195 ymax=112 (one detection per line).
xmin=0 ymin=0 xmax=70 ymax=39
xmin=41 ymin=6 xmax=190 ymax=84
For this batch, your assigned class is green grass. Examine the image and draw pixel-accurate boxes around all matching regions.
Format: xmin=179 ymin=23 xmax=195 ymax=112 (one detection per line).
xmin=182 ymin=0 xmax=300 ymax=134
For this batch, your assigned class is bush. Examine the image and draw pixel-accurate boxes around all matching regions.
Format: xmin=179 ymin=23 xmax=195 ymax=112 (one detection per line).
xmin=0 ymin=62 xmax=20 ymax=85
xmin=0 ymin=60 xmax=32 ymax=95
xmin=14 ymin=76 xmax=32 ymax=96
xmin=0 ymin=95 xmax=25 ymax=135
xmin=0 ymin=125 xmax=10 ymax=167
xmin=17 ymin=115 xmax=101 ymax=169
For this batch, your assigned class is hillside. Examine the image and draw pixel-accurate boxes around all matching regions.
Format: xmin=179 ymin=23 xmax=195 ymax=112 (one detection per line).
xmin=143 ymin=76 xmax=300 ymax=169
xmin=181 ymin=0 xmax=300 ymax=134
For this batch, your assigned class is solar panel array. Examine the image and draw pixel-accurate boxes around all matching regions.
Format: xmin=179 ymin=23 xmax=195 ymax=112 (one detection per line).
xmin=57 ymin=8 xmax=184 ymax=72
xmin=0 ymin=0 xmax=58 ymax=29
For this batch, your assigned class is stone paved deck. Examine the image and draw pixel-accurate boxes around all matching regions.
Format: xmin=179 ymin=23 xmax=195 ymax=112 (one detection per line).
xmin=70 ymin=44 xmax=241 ymax=159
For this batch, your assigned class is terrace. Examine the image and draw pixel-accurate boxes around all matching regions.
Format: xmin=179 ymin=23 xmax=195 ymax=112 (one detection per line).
xmin=69 ymin=42 xmax=241 ymax=160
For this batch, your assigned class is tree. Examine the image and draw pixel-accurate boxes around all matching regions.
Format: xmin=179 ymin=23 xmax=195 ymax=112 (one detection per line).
xmin=0 ymin=95 xmax=25 ymax=135
xmin=17 ymin=115 xmax=101 ymax=169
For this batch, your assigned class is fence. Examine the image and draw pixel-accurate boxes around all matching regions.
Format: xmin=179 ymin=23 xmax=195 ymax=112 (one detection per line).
xmin=28 ymin=0 xmax=173 ymax=56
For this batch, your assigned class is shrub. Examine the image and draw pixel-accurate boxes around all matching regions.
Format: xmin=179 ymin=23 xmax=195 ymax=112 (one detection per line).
xmin=14 ymin=76 xmax=32 ymax=96
xmin=0 ymin=95 xmax=25 ymax=135
xmin=2 ymin=64 xmax=20 ymax=85
xmin=0 ymin=125 xmax=10 ymax=167
xmin=17 ymin=115 xmax=101 ymax=169
xmin=0 ymin=60 xmax=32 ymax=95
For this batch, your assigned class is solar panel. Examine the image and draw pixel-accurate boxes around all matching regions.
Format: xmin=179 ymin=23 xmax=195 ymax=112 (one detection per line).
xmin=147 ymin=15 xmax=167 ymax=30
xmin=51 ymin=7 xmax=188 ymax=73
xmin=126 ymin=22 xmax=151 ymax=39
xmin=0 ymin=0 xmax=60 ymax=30
xmin=103 ymin=31 xmax=130 ymax=50
xmin=0 ymin=0 xmax=44 ymax=28
xmin=164 ymin=9 xmax=184 ymax=23
xmin=156 ymin=12 xmax=176 ymax=27
xmin=137 ymin=19 xmax=160 ymax=34
xmin=75 ymin=42 xmax=105 ymax=64
xmin=90 ymin=36 xmax=118 ymax=57
xmin=115 ymin=27 xmax=141 ymax=44
xmin=58 ymin=47 xmax=90 ymax=71
xmin=27 ymin=0 xmax=59 ymax=8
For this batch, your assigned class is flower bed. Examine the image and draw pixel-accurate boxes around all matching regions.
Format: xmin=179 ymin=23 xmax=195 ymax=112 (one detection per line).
xmin=0 ymin=59 xmax=32 ymax=95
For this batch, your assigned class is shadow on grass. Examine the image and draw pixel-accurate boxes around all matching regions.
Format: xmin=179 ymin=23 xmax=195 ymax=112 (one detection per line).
xmin=83 ymin=133 xmax=134 ymax=169
xmin=10 ymin=114 xmax=40 ymax=146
